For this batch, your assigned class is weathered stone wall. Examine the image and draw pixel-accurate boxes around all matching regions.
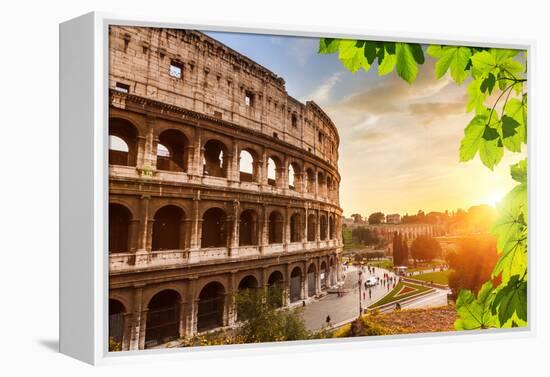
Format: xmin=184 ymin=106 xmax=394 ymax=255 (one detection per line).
xmin=109 ymin=26 xmax=339 ymax=168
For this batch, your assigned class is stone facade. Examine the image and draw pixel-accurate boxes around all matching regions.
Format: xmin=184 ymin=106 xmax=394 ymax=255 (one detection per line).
xmin=108 ymin=26 xmax=343 ymax=350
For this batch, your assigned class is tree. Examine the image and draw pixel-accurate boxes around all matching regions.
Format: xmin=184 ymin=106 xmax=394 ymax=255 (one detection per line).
xmin=368 ymin=212 xmax=385 ymax=224
xmin=410 ymin=235 xmax=442 ymax=263
xmin=235 ymin=287 xmax=310 ymax=343
xmin=402 ymin=236 xmax=409 ymax=265
xmin=318 ymin=39 xmax=527 ymax=329
xmin=351 ymin=213 xmax=363 ymax=224
xmin=447 ymin=235 xmax=500 ymax=296
xmin=392 ymin=232 xmax=405 ymax=266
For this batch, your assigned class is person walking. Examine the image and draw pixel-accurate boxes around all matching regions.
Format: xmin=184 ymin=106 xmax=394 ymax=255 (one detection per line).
xmin=369 ymin=288 xmax=372 ymax=299
xmin=326 ymin=315 xmax=331 ymax=327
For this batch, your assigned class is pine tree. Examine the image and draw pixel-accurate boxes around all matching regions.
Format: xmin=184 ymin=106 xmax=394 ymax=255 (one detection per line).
xmin=402 ymin=236 xmax=409 ymax=266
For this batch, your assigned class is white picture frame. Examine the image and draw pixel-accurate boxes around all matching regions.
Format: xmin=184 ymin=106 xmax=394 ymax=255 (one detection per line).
xmin=59 ymin=11 xmax=535 ymax=365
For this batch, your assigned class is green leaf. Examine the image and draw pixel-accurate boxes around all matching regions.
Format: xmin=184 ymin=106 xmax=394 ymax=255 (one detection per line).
xmin=364 ymin=41 xmax=378 ymax=64
xmin=318 ymin=38 xmax=340 ymax=54
xmin=510 ymin=158 xmax=527 ymax=184
xmin=501 ymin=115 xmax=522 ymax=152
xmin=460 ymin=115 xmax=486 ymax=162
xmin=378 ymin=46 xmax=396 ymax=76
xmin=478 ymin=133 xmax=504 ymax=170
xmin=409 ymin=43 xmax=425 ymax=64
xmin=503 ymin=97 xmax=527 ymax=148
xmin=480 ymin=73 xmax=496 ymax=94
xmin=433 ymin=46 xmax=472 ymax=84
xmin=395 ymin=43 xmax=419 ymax=84
xmin=466 ymin=78 xmax=488 ymax=113
xmin=471 ymin=50 xmax=497 ymax=76
xmin=492 ymin=275 xmax=527 ymax=326
xmin=426 ymin=45 xmax=444 ymax=58
xmin=337 ymin=40 xmax=371 ymax=73
xmin=455 ymin=282 xmax=498 ymax=330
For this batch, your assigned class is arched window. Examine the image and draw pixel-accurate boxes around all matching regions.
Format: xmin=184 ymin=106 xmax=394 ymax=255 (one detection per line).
xmin=203 ymin=140 xmax=227 ymax=178
xmin=109 ymin=299 xmax=126 ymax=344
xmin=307 ymin=264 xmax=316 ymax=297
xmin=320 ymin=261 xmax=327 ymax=290
xmin=201 ymin=208 xmax=227 ymax=248
xmin=306 ymin=168 xmax=315 ymax=193
xmin=320 ymin=214 xmax=328 ymax=241
xmin=290 ymin=213 xmax=302 ymax=242
xmin=145 ymin=290 xmax=181 ymax=348
xmin=307 ymin=213 xmax=317 ymax=242
xmin=152 ymin=205 xmax=185 ymax=251
xmin=267 ymin=157 xmax=280 ymax=186
xmin=290 ymin=267 xmax=302 ymax=303
xmin=109 ymin=203 xmax=131 ymax=253
xmin=288 ymin=162 xmax=301 ymax=190
xmin=239 ymin=209 xmax=258 ymax=246
xmin=267 ymin=271 xmax=284 ymax=307
xmin=239 ymin=149 xmax=256 ymax=182
xmin=268 ymin=211 xmax=284 ymax=244
xmin=197 ymin=282 xmax=225 ymax=332
xmin=109 ymin=118 xmax=138 ymax=166
xmin=157 ymin=129 xmax=188 ymax=172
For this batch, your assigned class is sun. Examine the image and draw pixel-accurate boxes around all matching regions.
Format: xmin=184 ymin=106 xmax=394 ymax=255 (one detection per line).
xmin=484 ymin=191 xmax=506 ymax=207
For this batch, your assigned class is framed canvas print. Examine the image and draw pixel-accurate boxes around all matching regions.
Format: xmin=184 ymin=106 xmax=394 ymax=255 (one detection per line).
xmin=59 ymin=12 xmax=533 ymax=365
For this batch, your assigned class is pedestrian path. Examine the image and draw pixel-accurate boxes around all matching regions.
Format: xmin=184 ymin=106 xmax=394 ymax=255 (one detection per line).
xmin=301 ymin=265 xmax=397 ymax=332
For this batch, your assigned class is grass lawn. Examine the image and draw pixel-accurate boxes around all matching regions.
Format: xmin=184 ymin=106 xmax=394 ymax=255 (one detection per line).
xmin=367 ymin=260 xmax=393 ymax=269
xmin=369 ymin=281 xmax=431 ymax=308
xmin=411 ymin=270 xmax=451 ymax=285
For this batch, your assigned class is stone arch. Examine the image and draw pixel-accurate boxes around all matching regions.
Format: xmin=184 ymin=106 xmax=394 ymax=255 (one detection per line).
xmin=267 ymin=156 xmax=282 ymax=186
xmin=268 ymin=210 xmax=284 ymax=244
xmin=145 ymin=289 xmax=181 ymax=348
xmin=109 ymin=299 xmax=126 ymax=344
xmin=267 ymin=270 xmax=284 ymax=308
xmin=289 ymin=266 xmax=302 ymax=303
xmin=152 ymin=205 xmax=185 ymax=251
xmin=305 ymin=167 xmax=315 ymax=193
xmin=238 ymin=275 xmax=259 ymax=291
xmin=307 ymin=213 xmax=317 ymax=241
xmin=197 ymin=282 xmax=226 ymax=332
xmin=319 ymin=213 xmax=328 ymax=241
xmin=307 ymin=263 xmax=317 ymax=297
xmin=320 ymin=261 xmax=328 ymax=290
xmin=239 ymin=209 xmax=259 ymax=246
xmin=290 ymin=212 xmax=302 ymax=242
xmin=239 ymin=148 xmax=258 ymax=182
xmin=201 ymin=207 xmax=227 ymax=248
xmin=203 ymin=139 xmax=228 ymax=178
xmin=109 ymin=203 xmax=132 ymax=253
xmin=109 ymin=117 xmax=139 ymax=166
xmin=157 ymin=129 xmax=189 ymax=172
xmin=288 ymin=161 xmax=301 ymax=190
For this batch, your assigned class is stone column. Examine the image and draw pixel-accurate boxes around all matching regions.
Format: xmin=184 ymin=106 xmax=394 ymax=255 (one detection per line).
xmin=302 ymin=260 xmax=308 ymax=300
xmin=128 ymin=285 xmax=145 ymax=350
xmin=229 ymin=140 xmax=240 ymax=183
xmin=187 ymin=127 xmax=202 ymax=180
xmin=259 ymin=204 xmax=268 ymax=253
xmin=284 ymin=206 xmax=291 ymax=249
xmin=190 ymin=195 xmax=201 ymax=250
xmin=128 ymin=219 xmax=140 ymax=253
xmin=228 ymin=272 xmax=237 ymax=326
xmin=315 ymin=257 xmax=322 ymax=295
xmin=121 ymin=312 xmax=133 ymax=351
xmin=303 ymin=208 xmax=308 ymax=246
xmin=316 ymin=208 xmax=321 ymax=245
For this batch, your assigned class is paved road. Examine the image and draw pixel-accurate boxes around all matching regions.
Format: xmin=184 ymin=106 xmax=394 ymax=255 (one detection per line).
xmin=301 ymin=265 xmax=398 ymax=331
xmin=300 ymin=265 xmax=449 ymax=332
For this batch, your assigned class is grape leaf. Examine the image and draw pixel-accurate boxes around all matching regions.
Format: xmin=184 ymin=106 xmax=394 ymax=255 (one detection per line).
xmin=492 ymin=275 xmax=527 ymax=325
xmin=510 ymin=158 xmax=527 ymax=184
xmin=432 ymin=46 xmax=472 ymax=84
xmin=455 ymin=282 xmax=498 ymax=330
xmin=318 ymin=38 xmax=340 ymax=54
xmin=466 ymin=78 xmax=488 ymax=113
xmin=460 ymin=111 xmax=503 ymax=169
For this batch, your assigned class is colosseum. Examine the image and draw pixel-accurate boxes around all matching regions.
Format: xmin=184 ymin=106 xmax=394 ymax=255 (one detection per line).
xmin=108 ymin=26 xmax=343 ymax=350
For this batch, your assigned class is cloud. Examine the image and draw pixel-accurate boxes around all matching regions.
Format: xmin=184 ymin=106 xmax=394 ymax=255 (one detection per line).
xmin=303 ymin=72 xmax=342 ymax=105
xmin=407 ymin=100 xmax=466 ymax=124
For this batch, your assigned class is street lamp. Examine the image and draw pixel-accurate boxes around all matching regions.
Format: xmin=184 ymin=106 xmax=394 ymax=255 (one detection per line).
xmin=358 ymin=269 xmax=363 ymax=316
